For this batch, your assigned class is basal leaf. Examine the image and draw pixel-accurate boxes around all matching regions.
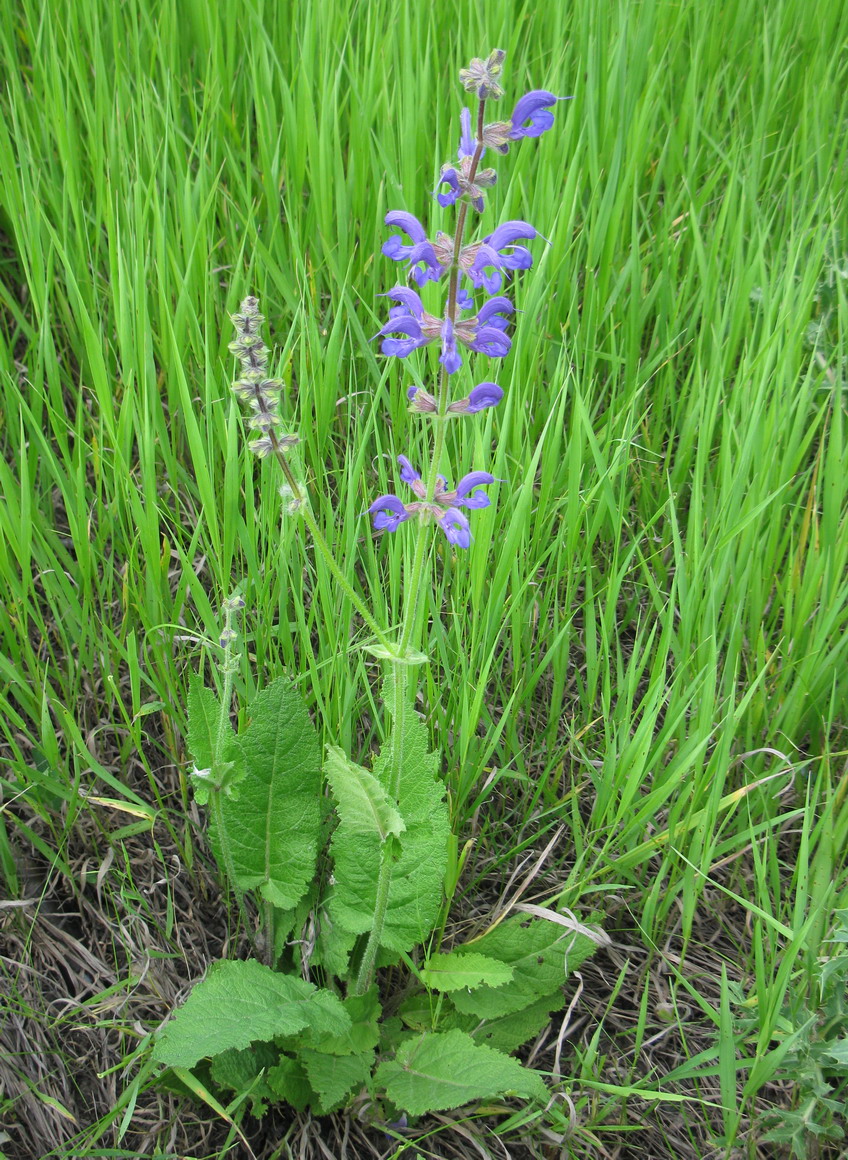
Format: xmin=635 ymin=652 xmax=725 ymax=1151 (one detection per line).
xmin=420 ymin=951 xmax=514 ymax=992
xmin=266 ymin=1055 xmax=313 ymax=1111
xmin=210 ymin=1043 xmax=278 ymax=1116
xmin=451 ymin=916 xmax=597 ymax=1019
xmin=451 ymin=993 xmax=566 ymax=1052
xmin=302 ymin=986 xmax=382 ymax=1055
xmin=219 ymin=676 xmax=321 ymax=909
xmin=324 ymin=745 xmax=405 ymax=842
xmin=374 ymin=1029 xmax=547 ymax=1114
xmin=300 ymin=1049 xmax=374 ymax=1113
xmin=153 ymin=960 xmax=350 ymax=1069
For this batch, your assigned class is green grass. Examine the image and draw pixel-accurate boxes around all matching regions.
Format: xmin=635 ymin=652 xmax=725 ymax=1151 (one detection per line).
xmin=1 ymin=0 xmax=847 ymax=1156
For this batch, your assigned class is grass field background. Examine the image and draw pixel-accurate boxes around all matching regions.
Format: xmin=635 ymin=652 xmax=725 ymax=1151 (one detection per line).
xmin=1 ymin=0 xmax=847 ymax=1156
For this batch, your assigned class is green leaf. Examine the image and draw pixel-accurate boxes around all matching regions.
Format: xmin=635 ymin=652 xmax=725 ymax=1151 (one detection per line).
xmin=420 ymin=951 xmax=514 ymax=992
xmin=152 ymin=960 xmax=350 ymax=1069
xmin=327 ymin=676 xmax=449 ymax=954
xmin=210 ymin=1043 xmax=278 ymax=1116
xmin=187 ymin=674 xmax=220 ymax=772
xmin=301 ymin=1049 xmax=374 ymax=1113
xmin=218 ymin=676 xmax=322 ymax=909
xmin=303 ymin=986 xmax=382 ymax=1055
xmin=453 ymin=993 xmax=566 ymax=1052
xmin=374 ymin=1030 xmax=547 ymax=1114
xmin=266 ymin=1055 xmax=313 ymax=1110
xmin=324 ymin=745 xmax=405 ymax=842
xmin=822 ymin=1037 xmax=848 ymax=1066
xmin=450 ymin=916 xmax=597 ymax=1019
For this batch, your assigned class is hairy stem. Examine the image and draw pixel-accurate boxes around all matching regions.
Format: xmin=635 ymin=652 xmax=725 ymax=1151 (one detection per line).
xmin=353 ymin=840 xmax=393 ymax=996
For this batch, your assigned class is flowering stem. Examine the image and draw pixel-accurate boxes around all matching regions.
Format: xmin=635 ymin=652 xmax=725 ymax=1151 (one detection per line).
xmin=358 ymin=102 xmax=490 ymax=992
xmin=394 ymin=98 xmax=487 ymax=663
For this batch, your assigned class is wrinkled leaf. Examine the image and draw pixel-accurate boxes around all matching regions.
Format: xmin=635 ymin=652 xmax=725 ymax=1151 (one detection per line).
xmin=153 ymin=959 xmax=350 ymax=1069
xmin=374 ymin=1029 xmax=547 ymax=1114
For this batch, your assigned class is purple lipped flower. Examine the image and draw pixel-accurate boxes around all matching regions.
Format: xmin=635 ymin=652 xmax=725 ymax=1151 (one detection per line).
xmin=439 ymin=317 xmax=461 ymax=374
xmin=447 ymin=382 xmax=504 ymax=414
xmin=368 ymin=457 xmax=497 ymax=548
xmin=483 ymin=91 xmax=572 ymax=154
xmin=369 ymin=494 xmax=411 ymax=532
xmin=457 ymin=221 xmax=538 ymax=293
xmin=382 ymin=212 xmax=450 ymax=286
xmin=438 ymin=508 xmax=472 ymax=549
xmin=376 ymin=287 xmax=514 ymax=371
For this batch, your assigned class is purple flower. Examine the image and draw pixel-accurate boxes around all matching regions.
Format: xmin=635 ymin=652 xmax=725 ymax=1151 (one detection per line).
xmin=439 ymin=317 xmax=461 ymax=374
xmin=458 ymin=107 xmax=475 ymax=159
xmin=369 ymin=495 xmax=411 ymax=532
xmin=509 ymin=90 xmax=562 ymax=140
xmin=447 ymin=382 xmax=504 ymax=414
xmin=382 ymin=212 xmax=449 ymax=286
xmin=438 ymin=508 xmax=472 ymax=549
xmin=368 ymin=457 xmax=497 ymax=548
xmin=482 ymin=91 xmax=571 ymax=154
xmin=410 ymin=381 xmax=504 ymax=415
xmin=376 ymin=288 xmax=514 ymax=372
xmin=485 ymin=220 xmax=539 ymax=269
xmin=457 ymin=221 xmax=538 ymax=293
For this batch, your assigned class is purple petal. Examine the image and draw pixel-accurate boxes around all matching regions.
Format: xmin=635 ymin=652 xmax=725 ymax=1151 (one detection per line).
xmin=477 ymin=296 xmax=515 ymax=325
xmin=499 ymin=245 xmax=533 ymax=271
xmin=397 ymin=455 xmax=420 ymax=484
xmin=458 ymin=107 xmax=475 ymax=159
xmin=485 ymin=220 xmax=538 ymax=251
xmin=381 ymin=336 xmax=425 ymax=358
xmin=384 ymin=210 xmax=427 ymax=243
xmin=456 ymin=288 xmax=474 ymax=312
xmin=456 ymin=471 xmax=496 ymax=504
xmin=436 ymin=167 xmax=462 ymax=208
xmin=377 ymin=316 xmax=423 ymax=339
xmin=380 ymin=286 xmax=425 ymax=316
xmin=438 ymin=507 xmax=472 ymax=549
xmin=466 ymin=383 xmax=504 ymax=412
xmin=509 ymin=90 xmax=560 ymax=139
xmin=368 ymin=494 xmax=411 ymax=532
xmin=467 ymin=327 xmax=512 ymax=358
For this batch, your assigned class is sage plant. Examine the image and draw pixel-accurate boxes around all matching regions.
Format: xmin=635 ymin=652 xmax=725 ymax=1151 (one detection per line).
xmin=152 ymin=51 xmax=599 ymax=1125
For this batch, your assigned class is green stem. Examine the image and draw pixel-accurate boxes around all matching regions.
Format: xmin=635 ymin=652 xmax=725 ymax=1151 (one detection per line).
xmin=353 ymin=840 xmax=393 ymax=996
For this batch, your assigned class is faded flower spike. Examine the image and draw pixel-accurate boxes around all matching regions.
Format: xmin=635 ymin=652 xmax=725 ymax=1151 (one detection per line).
xmin=229 ymin=296 xmax=299 ymax=459
xmin=368 ymin=456 xmax=496 ymax=549
xmin=459 ymin=48 xmax=507 ymax=100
